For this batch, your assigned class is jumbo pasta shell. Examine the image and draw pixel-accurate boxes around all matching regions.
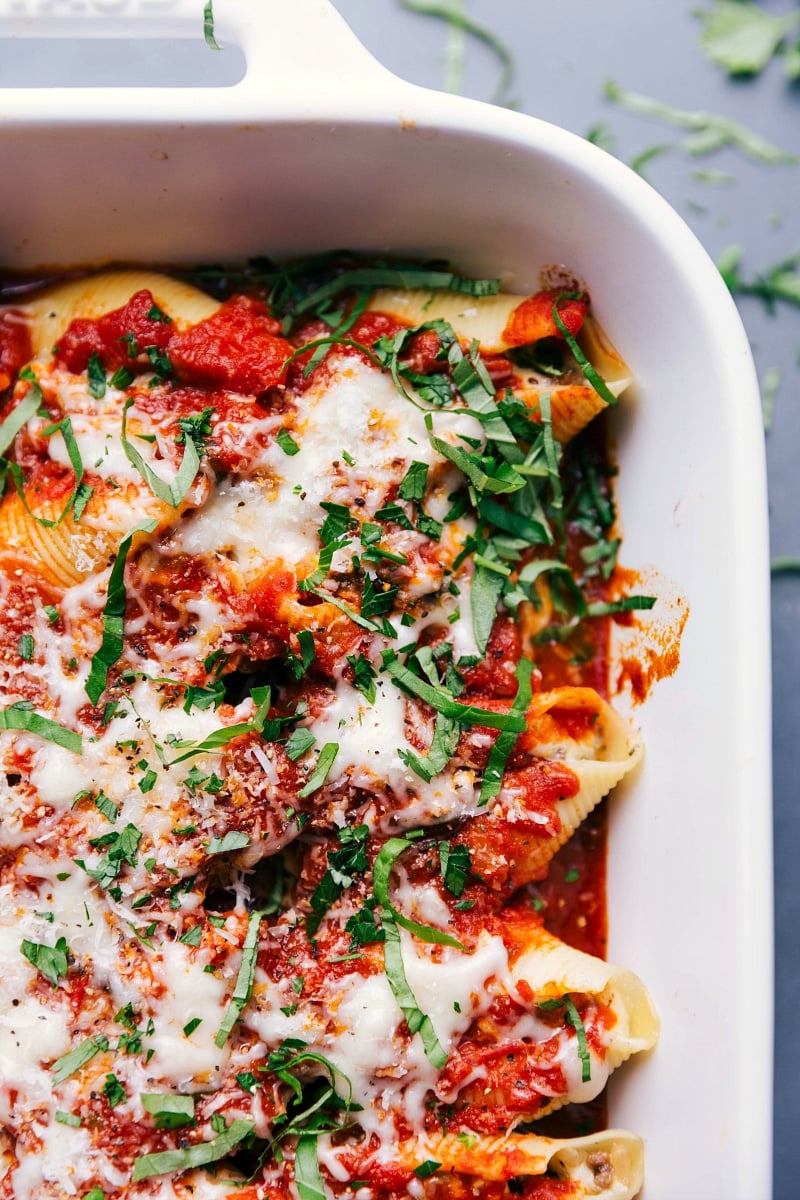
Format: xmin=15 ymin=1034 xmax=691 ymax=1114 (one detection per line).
xmin=22 ymin=270 xmax=220 ymax=356
xmin=366 ymin=289 xmax=631 ymax=442
xmin=0 ymin=491 xmax=96 ymax=589
xmin=398 ymin=1128 xmax=644 ymax=1198
xmin=510 ymin=688 xmax=643 ymax=876
xmin=0 ymin=484 xmax=174 ymax=590
xmin=368 ymin=286 xmax=522 ymax=352
xmin=510 ymin=922 xmax=659 ymax=1117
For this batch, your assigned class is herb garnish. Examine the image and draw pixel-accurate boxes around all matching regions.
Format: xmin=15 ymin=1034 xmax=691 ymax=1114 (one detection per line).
xmin=382 ymin=649 xmax=526 ymax=733
xmin=372 ymin=835 xmax=461 ymax=1066
xmin=307 ymin=824 xmax=370 ymax=936
xmin=0 ymin=373 xmax=42 ymax=456
xmin=207 ymin=831 xmax=250 ymax=856
xmin=51 ymin=1034 xmax=110 ymax=1085
xmin=20 ymin=935 xmax=70 ymax=986
xmin=297 ymin=742 xmax=339 ymax=798
xmin=141 ymin=1092 xmax=195 ymax=1130
xmin=215 ymin=909 xmax=263 ymax=1047
xmin=479 ymin=657 xmax=534 ymax=805
xmin=1 ymin=388 xmax=92 ymax=528
xmin=203 ymin=0 xmax=221 ymax=50
xmin=398 ymin=0 xmax=516 ymax=106
xmin=77 ymin=823 xmax=142 ymax=892
xmin=121 ymin=400 xmax=201 ymax=508
xmin=439 ymin=842 xmax=472 ymax=898
xmin=85 ymin=519 xmax=158 ymax=705
xmin=538 ymin=995 xmax=592 ymax=1082
xmin=165 ymin=684 xmax=272 ymax=764
xmin=0 ymin=703 xmax=82 ymax=754
xmin=286 ymin=267 xmax=500 ymax=331
xmin=132 ymin=1118 xmax=254 ymax=1181
xmin=605 ymin=78 xmax=797 ymax=163
xmin=697 ymin=1 xmax=800 ymax=78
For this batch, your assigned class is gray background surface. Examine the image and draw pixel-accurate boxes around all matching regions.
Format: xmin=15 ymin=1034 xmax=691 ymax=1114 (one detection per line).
xmin=329 ymin=1 xmax=799 ymax=1195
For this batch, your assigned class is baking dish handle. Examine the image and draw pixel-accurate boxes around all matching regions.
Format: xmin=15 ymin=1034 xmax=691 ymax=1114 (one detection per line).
xmin=0 ymin=0 xmax=401 ymax=106
xmin=222 ymin=0 xmax=397 ymax=95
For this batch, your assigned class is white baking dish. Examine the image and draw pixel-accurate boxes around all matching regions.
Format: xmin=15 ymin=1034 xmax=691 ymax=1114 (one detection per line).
xmin=0 ymin=1 xmax=773 ymax=1196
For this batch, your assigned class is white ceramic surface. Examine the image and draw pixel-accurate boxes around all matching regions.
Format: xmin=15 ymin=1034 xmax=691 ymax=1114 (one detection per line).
xmin=0 ymin=2 xmax=773 ymax=1196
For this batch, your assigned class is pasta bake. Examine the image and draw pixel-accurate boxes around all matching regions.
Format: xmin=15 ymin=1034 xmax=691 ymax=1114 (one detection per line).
xmin=0 ymin=257 xmax=658 ymax=1200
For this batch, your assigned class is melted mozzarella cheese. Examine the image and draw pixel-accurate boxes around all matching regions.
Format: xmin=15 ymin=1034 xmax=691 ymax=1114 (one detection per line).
xmin=0 ymin=920 xmax=72 ymax=1123
xmin=315 ymin=932 xmax=510 ymax=1158
xmin=11 ymin=1119 xmax=95 ymax=1200
xmin=175 ymin=358 xmax=481 ymax=582
xmin=145 ymin=942 xmax=232 ymax=1091
xmin=305 ymin=675 xmax=487 ymax=830
xmin=171 ymin=477 xmax=277 ymax=582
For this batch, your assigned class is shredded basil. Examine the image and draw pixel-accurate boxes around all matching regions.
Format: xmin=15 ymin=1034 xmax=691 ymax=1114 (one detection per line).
xmin=286 ymin=629 xmax=316 ymax=680
xmin=698 ymin=1 xmax=800 ymax=78
xmin=298 ymin=535 xmax=350 ymax=592
xmin=307 ymin=824 xmax=370 ymax=936
xmin=276 ymin=427 xmax=301 ymax=456
xmin=430 ymin=435 xmax=525 ymax=496
xmin=347 ymin=653 xmax=378 ymax=703
xmin=399 ymin=0 xmax=516 ymax=106
xmin=551 ymin=296 xmax=618 ymax=407
xmin=471 ymin=556 xmax=507 ymax=655
xmin=215 ymin=910 xmax=262 ymax=1047
xmin=121 ymin=399 xmax=201 ymax=508
xmin=604 ymin=78 xmax=796 ymax=163
xmin=585 ymin=596 xmax=657 ymax=617
xmin=382 ymin=651 xmax=525 ymax=733
xmin=87 ymin=352 xmax=106 ymax=399
xmin=439 ymin=842 xmax=471 ymax=898
xmin=479 ymin=658 xmax=534 ymax=804
xmin=141 ymin=1092 xmax=195 ymax=1130
xmin=131 ymin=1118 xmax=254 ymax=1181
xmin=295 ymin=1133 xmax=327 ymax=1200
xmin=281 ymin=335 xmax=382 ymax=378
xmin=203 ymin=0 xmax=221 ymax=50
xmin=166 ymin=685 xmax=272 ymax=764
xmin=381 ymin=915 xmax=448 ymax=1068
xmin=399 ymin=711 xmax=460 ymax=782
xmin=0 ymin=702 xmax=82 ymax=754
xmin=85 ymin=519 xmax=158 ymax=706
xmin=398 ymin=460 xmax=429 ymax=503
xmin=373 ymin=836 xmax=463 ymax=949
xmin=1 ymin=405 xmax=91 ymax=529
xmin=290 ymin=267 xmax=500 ymax=324
xmin=77 ymin=823 xmax=141 ymax=891
xmin=285 ymin=727 xmax=316 ymax=761
xmin=207 ymin=831 xmax=251 ymax=856
xmin=51 ymin=1034 xmax=109 ymax=1085
xmin=20 ymin=935 xmax=70 ymax=986
xmin=539 ymin=995 xmax=592 ymax=1083
xmin=414 ymin=1160 xmax=442 ymax=1180
xmin=55 ymin=1110 xmax=81 ymax=1127
xmin=298 ymin=742 xmax=339 ymax=798
xmin=0 ymin=379 xmax=40 ymax=456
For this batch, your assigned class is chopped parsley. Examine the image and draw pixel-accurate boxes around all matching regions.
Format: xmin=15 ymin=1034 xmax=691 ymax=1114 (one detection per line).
xmin=101 ymin=1073 xmax=127 ymax=1108
xmin=307 ymin=824 xmax=370 ymax=935
xmin=20 ymin=935 xmax=70 ymax=986
xmin=276 ymin=427 xmax=301 ymax=456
